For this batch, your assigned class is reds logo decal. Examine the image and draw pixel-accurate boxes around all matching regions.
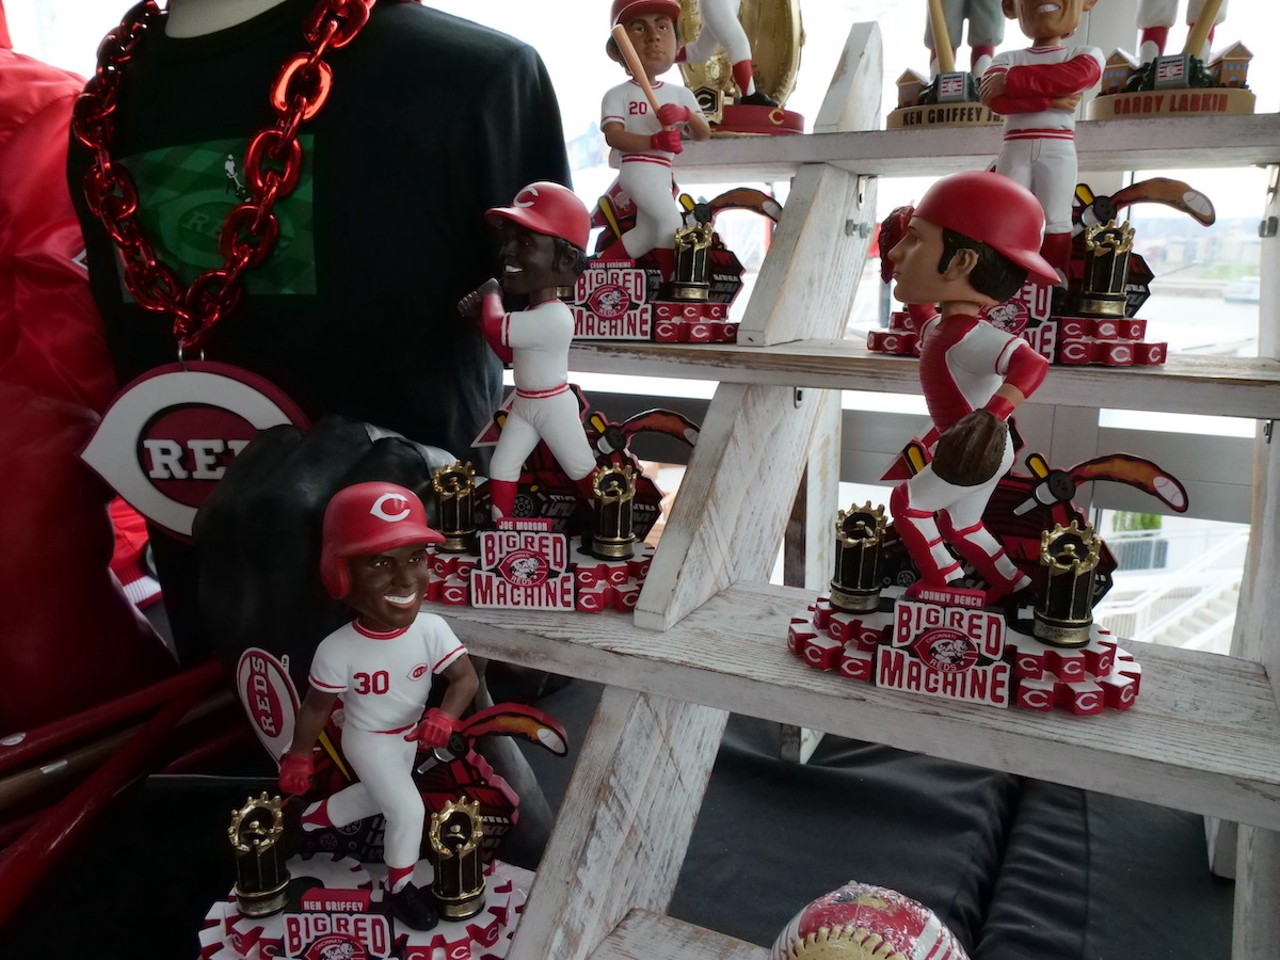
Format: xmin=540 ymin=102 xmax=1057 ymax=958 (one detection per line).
xmin=911 ymin=628 xmax=980 ymax=673
xmin=497 ymin=549 xmax=549 ymax=586
xmin=513 ymin=185 xmax=539 ymax=207
xmin=584 ymin=284 xmax=634 ymax=321
xmin=236 ymin=647 xmax=299 ymax=759
xmin=81 ymin=362 xmax=309 ymax=538
xmin=369 ymin=493 xmax=411 ymax=522
xmin=407 ymin=662 xmax=429 ymax=681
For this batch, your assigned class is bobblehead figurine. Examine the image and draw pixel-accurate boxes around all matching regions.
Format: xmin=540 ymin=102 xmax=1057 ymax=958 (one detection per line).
xmin=980 ymin=0 xmax=1104 ymax=283
xmin=680 ymin=0 xmax=777 ymax=105
xmin=926 ymin=0 xmax=1005 ymax=78
xmin=601 ymin=0 xmax=711 ymax=271
xmin=884 ymin=171 xmax=1057 ymax=602
xmin=278 ymin=482 xmax=480 ymax=931
xmin=1138 ymin=0 xmax=1227 ymax=62
xmin=458 ymin=182 xmax=600 ymax=520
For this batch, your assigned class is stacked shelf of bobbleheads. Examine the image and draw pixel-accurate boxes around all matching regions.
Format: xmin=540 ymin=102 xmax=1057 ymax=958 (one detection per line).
xmin=433 ymin=22 xmax=1280 ymax=960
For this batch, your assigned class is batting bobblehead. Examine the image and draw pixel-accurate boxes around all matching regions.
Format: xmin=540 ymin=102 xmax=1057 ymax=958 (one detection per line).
xmin=458 ymin=182 xmax=600 ymax=520
xmin=980 ymin=0 xmax=1104 ymax=282
xmin=884 ymin=172 xmax=1056 ymax=602
xmin=278 ymin=482 xmax=480 ymax=931
xmin=601 ymin=0 xmax=712 ymax=269
xmin=681 ymin=0 xmax=776 ymax=105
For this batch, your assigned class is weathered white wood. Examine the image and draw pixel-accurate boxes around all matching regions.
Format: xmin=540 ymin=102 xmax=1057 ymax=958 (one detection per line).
xmin=591 ymin=910 xmax=768 ymax=960
xmin=813 ymin=22 xmax=883 ymax=136
xmin=778 ymin=724 xmax=824 ymax=765
xmin=1206 ymin=817 xmax=1238 ymax=878
xmin=633 ymin=383 xmax=829 ymax=630
xmin=736 ymin=22 xmax=879 ymax=346
xmin=785 ymin=389 xmax=841 ymax=593
xmin=1233 ymin=827 xmax=1280 ymax=960
xmin=567 ymin=339 xmax=1280 ymax=420
xmin=442 ymin=582 xmax=1280 ymax=831
xmin=671 ymin=112 xmax=1280 ymax=183
xmin=1227 ymin=164 xmax=1280 ymax=960
xmin=510 ymin=688 xmax=728 ymax=960
xmin=735 ymin=23 xmax=879 ymax=346
xmin=736 ymin=165 xmax=877 ymax=346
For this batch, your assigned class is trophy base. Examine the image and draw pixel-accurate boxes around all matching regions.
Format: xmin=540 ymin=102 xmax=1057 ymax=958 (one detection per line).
xmin=233 ymin=878 xmax=290 ymax=918
xmin=1075 ymin=294 xmax=1128 ymax=318
xmin=591 ymin=536 xmax=636 ymax=560
xmin=668 ymin=281 xmax=710 ymax=301
xmin=439 ymin=533 xmax=477 ymax=554
xmin=1032 ymin=613 xmax=1094 ymax=648
xmin=436 ymin=891 xmax=487 ymax=921
xmin=712 ymin=103 xmax=804 ymax=136
xmin=827 ymin=583 xmax=882 ymax=614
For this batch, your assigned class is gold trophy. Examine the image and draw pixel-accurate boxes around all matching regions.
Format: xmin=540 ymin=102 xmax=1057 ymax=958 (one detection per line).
xmin=428 ymin=797 xmax=486 ymax=920
xmin=829 ymin=503 xmax=887 ymax=613
xmin=1076 ymin=221 xmax=1135 ymax=318
xmin=591 ymin=464 xmax=637 ymax=560
xmin=1033 ymin=521 xmax=1101 ymax=647
xmin=432 ymin=461 xmax=477 ymax=554
xmin=228 ymin=793 xmax=289 ymax=917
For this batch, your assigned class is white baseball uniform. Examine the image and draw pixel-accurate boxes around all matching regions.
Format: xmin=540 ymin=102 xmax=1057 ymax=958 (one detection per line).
xmin=490 ymin=299 xmax=597 ymax=484
xmin=309 ymin=613 xmax=465 ymax=869
xmin=601 ymin=78 xmax=704 ymax=258
xmin=984 ymin=45 xmax=1104 ymax=234
xmin=890 ymin=313 xmax=1046 ymax=594
xmin=683 ymin=0 xmax=753 ymax=72
xmin=1138 ymin=0 xmax=1227 ymax=60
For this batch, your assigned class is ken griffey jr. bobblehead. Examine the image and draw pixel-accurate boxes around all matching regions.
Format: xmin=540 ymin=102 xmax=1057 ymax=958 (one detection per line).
xmin=278 ymin=482 xmax=480 ymax=931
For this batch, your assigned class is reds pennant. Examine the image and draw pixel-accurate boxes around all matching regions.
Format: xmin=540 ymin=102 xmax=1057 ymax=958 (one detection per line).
xmin=81 ymin=362 xmax=309 ymax=538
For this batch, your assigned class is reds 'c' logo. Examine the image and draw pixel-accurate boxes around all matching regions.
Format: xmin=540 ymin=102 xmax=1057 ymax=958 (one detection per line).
xmin=369 ymin=494 xmax=411 ymax=522
xmin=513 ymin=185 xmax=539 ymax=207
xmin=406 ymin=662 xmax=429 ymax=681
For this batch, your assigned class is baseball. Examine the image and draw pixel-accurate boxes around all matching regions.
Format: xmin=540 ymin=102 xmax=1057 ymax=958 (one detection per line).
xmin=770 ymin=882 xmax=970 ymax=960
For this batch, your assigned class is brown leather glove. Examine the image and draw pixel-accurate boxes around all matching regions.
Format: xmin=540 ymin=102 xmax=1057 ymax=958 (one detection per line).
xmin=931 ymin=409 xmax=1008 ymax=487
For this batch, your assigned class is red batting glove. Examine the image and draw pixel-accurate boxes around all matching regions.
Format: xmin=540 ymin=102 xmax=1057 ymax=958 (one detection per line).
xmin=278 ymin=752 xmax=315 ymax=795
xmin=405 ymin=708 xmax=457 ymax=748
xmin=649 ymin=129 xmax=682 ymax=154
xmin=656 ymin=103 xmax=691 ymax=126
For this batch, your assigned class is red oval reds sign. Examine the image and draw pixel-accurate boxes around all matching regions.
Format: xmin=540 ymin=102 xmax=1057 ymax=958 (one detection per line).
xmin=911 ymin=628 xmax=980 ymax=673
xmin=81 ymin=361 xmax=309 ymax=539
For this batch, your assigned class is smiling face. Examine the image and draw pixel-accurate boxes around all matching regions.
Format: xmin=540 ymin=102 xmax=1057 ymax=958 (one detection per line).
xmin=345 ymin=543 xmax=429 ymax=632
xmin=1004 ymin=0 xmax=1097 ymax=46
xmin=497 ymin=221 xmax=576 ymax=297
xmin=622 ymin=12 xmax=678 ymax=80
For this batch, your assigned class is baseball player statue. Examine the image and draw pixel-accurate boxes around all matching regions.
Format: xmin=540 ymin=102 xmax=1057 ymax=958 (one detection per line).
xmin=979 ymin=0 xmax=1104 ymax=284
xmin=600 ymin=0 xmax=711 ymax=273
xmin=882 ymin=171 xmax=1057 ymax=602
xmin=278 ymin=482 xmax=480 ymax=931
xmin=925 ymin=0 xmax=1005 ymax=78
xmin=458 ymin=182 xmax=600 ymax=520
xmin=680 ymin=0 xmax=776 ymax=105
xmin=1137 ymin=0 xmax=1228 ymax=62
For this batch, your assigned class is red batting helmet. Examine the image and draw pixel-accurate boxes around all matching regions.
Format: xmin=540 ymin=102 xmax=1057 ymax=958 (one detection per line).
xmin=913 ymin=171 xmax=1059 ymax=286
xmin=610 ymin=0 xmax=682 ymax=29
xmin=485 ymin=182 xmax=591 ymax=252
xmin=320 ymin=482 xmax=442 ymax=599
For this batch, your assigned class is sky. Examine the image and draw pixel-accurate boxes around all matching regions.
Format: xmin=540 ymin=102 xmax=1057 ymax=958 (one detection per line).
xmin=8 ymin=0 xmax=1275 ymax=218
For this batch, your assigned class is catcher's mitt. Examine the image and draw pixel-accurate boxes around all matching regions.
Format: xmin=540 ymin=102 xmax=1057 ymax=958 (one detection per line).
xmin=931 ymin=410 xmax=1007 ymax=487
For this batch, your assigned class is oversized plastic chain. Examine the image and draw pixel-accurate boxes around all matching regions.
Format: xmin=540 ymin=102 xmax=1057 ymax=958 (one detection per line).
xmin=71 ymin=0 xmax=376 ymax=353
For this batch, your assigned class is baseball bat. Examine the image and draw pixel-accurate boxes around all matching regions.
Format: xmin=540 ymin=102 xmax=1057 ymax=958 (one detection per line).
xmin=1182 ymin=0 xmax=1225 ymax=58
xmin=611 ymin=24 xmax=664 ymax=119
xmin=927 ymin=0 xmax=956 ymax=73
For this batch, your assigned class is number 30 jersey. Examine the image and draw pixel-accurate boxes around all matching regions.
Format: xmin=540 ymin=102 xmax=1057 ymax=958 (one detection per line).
xmin=309 ymin=613 xmax=466 ymax=734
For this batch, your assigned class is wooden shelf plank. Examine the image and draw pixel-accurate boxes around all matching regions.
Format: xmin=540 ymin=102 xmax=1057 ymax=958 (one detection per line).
xmin=569 ymin=339 xmax=1280 ymax=419
xmin=440 ymin=581 xmax=1280 ymax=832
xmin=591 ymin=910 xmax=768 ymax=960
xmin=673 ymin=112 xmax=1280 ymax=182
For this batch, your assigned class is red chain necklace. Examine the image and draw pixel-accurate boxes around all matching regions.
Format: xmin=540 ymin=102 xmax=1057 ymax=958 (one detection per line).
xmin=72 ymin=0 xmax=376 ymax=354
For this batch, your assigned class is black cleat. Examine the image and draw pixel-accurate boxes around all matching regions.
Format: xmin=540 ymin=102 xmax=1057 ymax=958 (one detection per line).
xmin=387 ymin=883 xmax=439 ymax=931
xmin=737 ymin=90 xmax=780 ymax=107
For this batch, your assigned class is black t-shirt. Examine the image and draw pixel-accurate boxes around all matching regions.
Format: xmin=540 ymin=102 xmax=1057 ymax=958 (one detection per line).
xmin=67 ymin=0 xmax=572 ymax=660
xmin=69 ymin=0 xmax=571 ymax=457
